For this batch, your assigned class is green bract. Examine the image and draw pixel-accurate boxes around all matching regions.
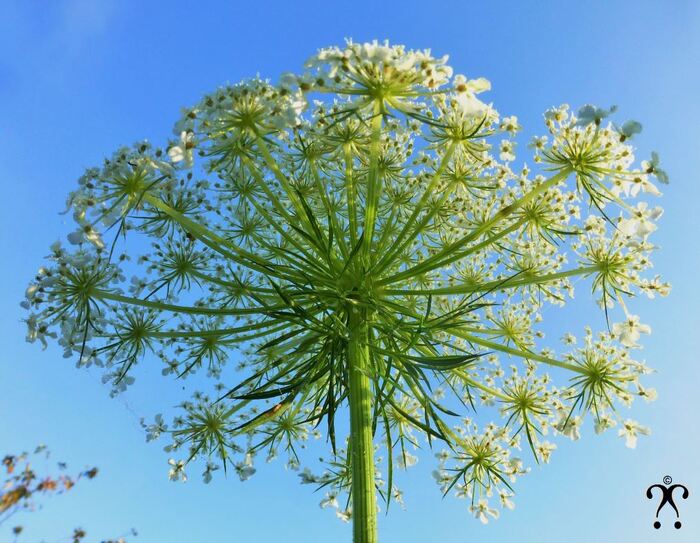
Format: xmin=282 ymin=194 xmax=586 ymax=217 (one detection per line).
xmin=23 ymin=40 xmax=668 ymax=541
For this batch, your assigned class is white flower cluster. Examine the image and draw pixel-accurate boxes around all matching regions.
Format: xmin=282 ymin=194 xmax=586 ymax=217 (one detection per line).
xmin=305 ymin=40 xmax=453 ymax=91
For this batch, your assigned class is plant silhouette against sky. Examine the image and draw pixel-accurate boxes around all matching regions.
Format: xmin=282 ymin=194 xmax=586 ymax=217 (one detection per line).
xmin=23 ymin=41 xmax=668 ymax=542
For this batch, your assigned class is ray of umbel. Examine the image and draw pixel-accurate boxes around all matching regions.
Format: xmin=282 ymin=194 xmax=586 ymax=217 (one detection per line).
xmin=23 ymin=41 xmax=669 ymax=542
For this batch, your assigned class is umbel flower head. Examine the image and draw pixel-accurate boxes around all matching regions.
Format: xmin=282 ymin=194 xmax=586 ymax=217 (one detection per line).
xmin=23 ymin=40 xmax=668 ymax=541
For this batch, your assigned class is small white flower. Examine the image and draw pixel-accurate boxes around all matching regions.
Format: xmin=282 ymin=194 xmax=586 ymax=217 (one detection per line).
xmin=202 ymin=462 xmax=219 ymax=484
xmin=336 ymin=508 xmax=352 ymax=522
xmin=168 ymin=458 xmax=187 ymax=482
xmin=544 ymin=104 xmax=570 ymax=123
xmin=594 ymin=413 xmax=616 ymax=434
xmin=617 ymin=202 xmax=663 ymax=240
xmin=396 ymin=450 xmax=418 ymax=469
xmin=561 ymin=333 xmax=577 ymax=345
xmin=575 ymin=104 xmax=617 ymax=127
xmin=67 ymin=224 xmax=105 ymax=249
xmin=499 ymin=489 xmax=515 ymax=510
xmin=556 ymin=412 xmax=582 ymax=441
xmin=298 ymin=468 xmax=317 ymax=484
xmin=470 ymin=499 xmax=500 ymax=524
xmin=319 ymin=492 xmax=339 ymax=509
xmin=454 ymin=92 xmax=489 ymax=118
xmin=638 ymin=276 xmax=671 ymax=298
xmin=144 ymin=414 xmax=167 ymax=442
xmin=25 ymin=314 xmax=57 ymax=349
xmin=432 ymin=468 xmax=451 ymax=487
xmin=641 ymin=151 xmax=670 ymax=184
xmin=273 ymin=90 xmax=307 ymax=129
xmin=235 ymin=453 xmax=256 ymax=481
xmin=612 ymin=315 xmax=651 ymax=348
xmin=535 ymin=441 xmax=557 ymax=463
xmin=392 ymin=487 xmax=406 ymax=509
xmin=235 ymin=463 xmax=256 ymax=481
xmin=279 ymin=72 xmax=299 ymax=88
xmin=168 ymin=131 xmax=195 ymax=168
xmin=500 ymin=115 xmax=521 ymax=135
xmin=637 ymin=384 xmax=658 ymax=402
xmin=435 ymin=449 xmax=450 ymax=463
xmin=613 ymin=173 xmax=661 ymax=198
xmin=453 ymin=75 xmax=491 ymax=94
xmin=499 ymin=140 xmax=516 ymax=162
xmin=583 ymin=215 xmax=607 ymax=236
xmin=618 ymin=419 xmax=650 ymax=449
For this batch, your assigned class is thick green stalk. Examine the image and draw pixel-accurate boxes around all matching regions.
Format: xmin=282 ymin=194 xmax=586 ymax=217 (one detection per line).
xmin=347 ymin=308 xmax=377 ymax=543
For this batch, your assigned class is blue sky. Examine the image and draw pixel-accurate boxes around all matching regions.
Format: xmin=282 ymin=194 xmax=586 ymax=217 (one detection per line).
xmin=1 ymin=1 xmax=699 ymax=541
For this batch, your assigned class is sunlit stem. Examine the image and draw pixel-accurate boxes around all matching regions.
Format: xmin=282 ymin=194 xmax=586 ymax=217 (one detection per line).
xmin=380 ymin=217 xmax=527 ymax=286
xmin=149 ymin=321 xmax=289 ymax=341
xmin=189 ymin=269 xmax=277 ymax=295
xmin=347 ymin=307 xmax=377 ymax=543
xmin=383 ymin=265 xmax=600 ymax=296
xmin=240 ymin=155 xmax=300 ymax=225
xmin=344 ymin=143 xmax=359 ymax=246
xmin=373 ymin=141 xmax=457 ymax=273
xmin=452 ymin=330 xmax=584 ymax=373
xmin=362 ymin=101 xmax=384 ymax=265
xmin=465 ymin=169 xmax=573 ymax=244
xmin=253 ymin=131 xmax=342 ymax=273
xmin=241 ymin=156 xmax=332 ymax=265
xmin=453 ymin=369 xmax=510 ymax=401
xmin=379 ymin=168 xmax=572 ymax=284
xmin=374 ymin=205 xmax=398 ymax=256
xmin=141 ymin=193 xmax=309 ymax=284
xmin=309 ymin=160 xmax=350 ymax=259
xmin=92 ymin=289 xmax=286 ymax=317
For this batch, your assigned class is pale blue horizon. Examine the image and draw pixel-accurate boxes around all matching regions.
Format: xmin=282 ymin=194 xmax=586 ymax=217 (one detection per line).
xmin=1 ymin=1 xmax=699 ymax=542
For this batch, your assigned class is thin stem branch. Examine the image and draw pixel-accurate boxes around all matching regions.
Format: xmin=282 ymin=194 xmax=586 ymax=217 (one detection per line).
xmin=383 ymin=265 xmax=599 ymax=296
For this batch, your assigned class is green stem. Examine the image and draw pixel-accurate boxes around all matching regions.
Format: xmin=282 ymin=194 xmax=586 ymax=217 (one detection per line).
xmin=141 ymin=194 xmax=294 ymax=282
xmin=379 ymin=168 xmax=571 ymax=284
xmin=253 ymin=131 xmax=342 ymax=273
xmin=310 ymin=160 xmax=350 ymax=258
xmin=189 ymin=269 xmax=276 ymax=294
xmin=240 ymin=156 xmax=330 ymax=266
xmin=453 ymin=369 xmax=510 ymax=401
xmin=347 ymin=308 xmax=377 ymax=543
xmin=379 ymin=218 xmax=527 ymax=286
xmin=362 ymin=102 xmax=384 ymax=265
xmin=345 ymin=143 xmax=359 ymax=246
xmin=383 ymin=265 xmax=600 ymax=296
xmin=93 ymin=289 xmax=284 ymax=317
xmin=452 ymin=330 xmax=583 ymax=373
xmin=372 ymin=141 xmax=457 ymax=274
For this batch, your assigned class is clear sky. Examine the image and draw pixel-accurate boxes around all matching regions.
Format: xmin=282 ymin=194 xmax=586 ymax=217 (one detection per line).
xmin=1 ymin=1 xmax=699 ymax=542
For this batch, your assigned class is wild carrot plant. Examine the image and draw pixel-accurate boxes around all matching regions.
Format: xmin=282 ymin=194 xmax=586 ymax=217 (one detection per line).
xmin=23 ymin=41 xmax=668 ymax=542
